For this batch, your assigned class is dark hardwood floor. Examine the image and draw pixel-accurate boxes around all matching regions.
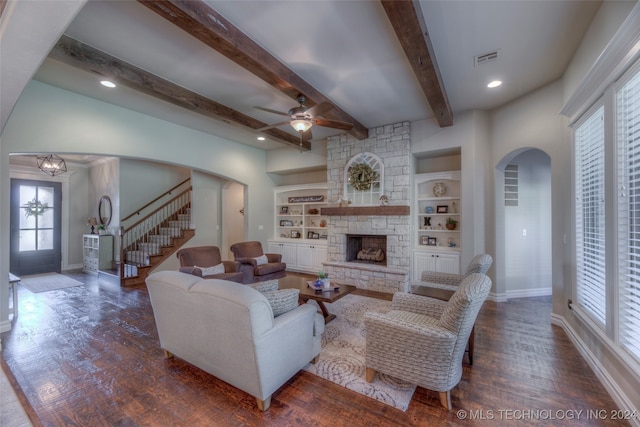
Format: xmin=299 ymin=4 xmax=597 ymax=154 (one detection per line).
xmin=1 ymin=271 xmax=626 ymax=426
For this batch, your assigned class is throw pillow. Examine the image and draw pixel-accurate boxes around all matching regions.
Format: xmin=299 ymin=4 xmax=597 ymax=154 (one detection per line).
xmin=262 ymin=289 xmax=300 ymax=317
xmin=250 ymin=280 xmax=279 ymax=293
xmin=254 ymin=254 xmax=269 ymax=265
xmin=196 ymin=263 xmax=225 ymax=276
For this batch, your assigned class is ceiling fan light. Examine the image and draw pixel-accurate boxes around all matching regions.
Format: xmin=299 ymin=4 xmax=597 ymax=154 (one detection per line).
xmin=291 ymin=119 xmax=312 ymax=132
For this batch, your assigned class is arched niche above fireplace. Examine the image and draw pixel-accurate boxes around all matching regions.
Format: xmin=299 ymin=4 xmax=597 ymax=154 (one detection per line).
xmin=343 ymin=152 xmax=384 ymax=206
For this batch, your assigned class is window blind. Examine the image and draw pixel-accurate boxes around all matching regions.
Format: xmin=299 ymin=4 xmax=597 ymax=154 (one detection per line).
xmin=575 ymin=105 xmax=606 ymax=326
xmin=617 ymin=68 xmax=640 ymax=361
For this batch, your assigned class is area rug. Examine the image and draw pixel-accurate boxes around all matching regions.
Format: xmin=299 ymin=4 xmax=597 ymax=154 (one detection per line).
xmin=303 ymin=294 xmax=417 ymax=411
xmin=19 ymin=273 xmax=84 ymax=293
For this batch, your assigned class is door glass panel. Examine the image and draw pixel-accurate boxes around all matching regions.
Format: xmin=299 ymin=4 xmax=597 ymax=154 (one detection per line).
xmin=20 ymin=213 xmax=36 ymax=229
xmin=19 ymin=185 xmax=36 ymax=205
xmin=38 ymin=230 xmax=54 ymax=250
xmin=40 ymin=208 xmax=54 ymax=228
xmin=19 ymin=230 xmax=36 ymax=251
xmin=39 ymin=186 xmax=54 ymax=206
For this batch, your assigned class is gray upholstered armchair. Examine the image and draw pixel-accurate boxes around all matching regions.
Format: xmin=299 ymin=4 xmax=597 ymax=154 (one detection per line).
xmin=416 ymin=253 xmax=493 ymax=291
xmin=230 ymin=241 xmax=286 ymax=283
xmin=364 ymin=273 xmax=492 ymax=409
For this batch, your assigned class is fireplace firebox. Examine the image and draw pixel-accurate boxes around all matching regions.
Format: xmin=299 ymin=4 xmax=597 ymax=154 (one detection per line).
xmin=346 ymin=234 xmax=387 ymax=266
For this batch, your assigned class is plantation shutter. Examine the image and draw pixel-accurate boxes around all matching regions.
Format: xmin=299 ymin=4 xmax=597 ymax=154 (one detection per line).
xmin=575 ymin=105 xmax=606 ymax=326
xmin=617 ymin=68 xmax=640 ymax=361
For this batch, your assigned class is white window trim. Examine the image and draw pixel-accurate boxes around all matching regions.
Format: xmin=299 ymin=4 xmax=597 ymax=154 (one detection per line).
xmin=573 ymin=102 xmax=607 ymax=329
xmin=561 ymin=5 xmax=640 ymax=123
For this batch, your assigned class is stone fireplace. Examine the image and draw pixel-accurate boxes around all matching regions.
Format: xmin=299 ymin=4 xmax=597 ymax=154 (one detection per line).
xmin=321 ymin=122 xmax=411 ymax=293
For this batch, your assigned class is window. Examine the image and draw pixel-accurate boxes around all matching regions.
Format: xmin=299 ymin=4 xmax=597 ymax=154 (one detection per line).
xmin=616 ymin=68 xmax=640 ymax=360
xmin=575 ymin=106 xmax=606 ymax=326
xmin=343 ymin=152 xmax=383 ymax=206
xmin=504 ymin=164 xmax=518 ymax=207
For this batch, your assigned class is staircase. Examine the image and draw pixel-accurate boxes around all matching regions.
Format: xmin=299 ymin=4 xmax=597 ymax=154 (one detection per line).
xmin=119 ymin=183 xmax=194 ymax=287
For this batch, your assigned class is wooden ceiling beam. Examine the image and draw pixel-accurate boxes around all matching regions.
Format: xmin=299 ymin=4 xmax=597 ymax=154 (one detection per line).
xmin=138 ymin=0 xmax=369 ymax=140
xmin=381 ymin=0 xmax=453 ymax=127
xmin=49 ymin=35 xmax=311 ymax=150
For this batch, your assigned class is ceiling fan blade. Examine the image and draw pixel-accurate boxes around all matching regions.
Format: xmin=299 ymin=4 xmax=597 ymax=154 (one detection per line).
xmin=254 ymin=106 xmax=290 ymax=117
xmin=306 ymin=101 xmax=333 ymax=118
xmin=312 ymin=118 xmax=354 ymax=131
xmin=257 ymin=121 xmax=290 ymax=131
xmin=302 ymin=128 xmax=313 ymax=140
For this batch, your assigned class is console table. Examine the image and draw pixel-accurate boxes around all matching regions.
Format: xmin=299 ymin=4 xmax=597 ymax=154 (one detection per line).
xmin=8 ymin=273 xmax=20 ymax=318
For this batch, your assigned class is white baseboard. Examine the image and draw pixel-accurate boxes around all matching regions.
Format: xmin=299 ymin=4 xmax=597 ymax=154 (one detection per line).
xmin=488 ymin=292 xmax=507 ymax=302
xmin=506 ymin=287 xmax=552 ymax=299
xmin=551 ymin=313 xmax=639 ymax=427
xmin=488 ymin=288 xmax=551 ymax=302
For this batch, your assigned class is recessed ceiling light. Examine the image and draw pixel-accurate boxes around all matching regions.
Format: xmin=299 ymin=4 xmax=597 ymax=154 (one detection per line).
xmin=257 ymin=136 xmax=266 ymax=141
xmin=100 ymin=80 xmax=116 ymax=88
xmin=487 ymin=80 xmax=502 ymax=88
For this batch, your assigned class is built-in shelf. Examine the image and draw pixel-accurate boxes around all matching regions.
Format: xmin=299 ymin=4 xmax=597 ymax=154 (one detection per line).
xmin=321 ymin=206 xmax=410 ymax=216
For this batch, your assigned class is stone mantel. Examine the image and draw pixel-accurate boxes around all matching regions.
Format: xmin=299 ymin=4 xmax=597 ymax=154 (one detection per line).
xmin=321 ymin=206 xmax=410 ymax=216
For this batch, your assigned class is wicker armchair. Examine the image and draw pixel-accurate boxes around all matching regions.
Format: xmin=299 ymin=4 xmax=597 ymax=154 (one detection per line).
xmin=364 ymin=273 xmax=492 ymax=409
xmin=416 ymin=253 xmax=493 ymax=291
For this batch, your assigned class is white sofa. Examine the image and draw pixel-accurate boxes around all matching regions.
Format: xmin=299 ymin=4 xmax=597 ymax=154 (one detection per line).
xmin=145 ymin=271 xmax=323 ymax=410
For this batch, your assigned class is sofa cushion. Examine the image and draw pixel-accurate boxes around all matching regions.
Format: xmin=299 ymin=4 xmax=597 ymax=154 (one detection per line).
xmin=254 ymin=255 xmax=269 ymax=266
xmin=196 ymin=263 xmax=225 ymax=276
xmin=208 ymin=272 xmax=244 ymax=283
xmin=261 ymin=289 xmax=300 ymax=317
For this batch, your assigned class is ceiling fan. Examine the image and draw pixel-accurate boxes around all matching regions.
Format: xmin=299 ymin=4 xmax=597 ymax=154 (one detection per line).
xmin=255 ymin=94 xmax=354 ymax=143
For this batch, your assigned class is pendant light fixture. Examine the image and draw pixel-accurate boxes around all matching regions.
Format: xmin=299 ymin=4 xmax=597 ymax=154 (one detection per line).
xmin=36 ymin=154 xmax=68 ymax=176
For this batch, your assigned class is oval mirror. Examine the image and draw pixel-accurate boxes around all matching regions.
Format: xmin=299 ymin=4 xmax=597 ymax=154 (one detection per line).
xmin=98 ymin=195 xmax=112 ymax=226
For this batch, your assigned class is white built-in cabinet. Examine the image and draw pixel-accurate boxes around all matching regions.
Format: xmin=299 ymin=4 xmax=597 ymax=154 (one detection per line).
xmin=268 ymin=241 xmax=297 ymax=266
xmin=269 ymin=184 xmax=328 ymax=274
xmin=83 ymin=234 xmax=113 ymax=274
xmin=412 ymin=250 xmax=460 ymax=280
xmin=295 ymin=243 xmax=328 ymax=272
xmin=412 ymin=171 xmax=461 ymax=279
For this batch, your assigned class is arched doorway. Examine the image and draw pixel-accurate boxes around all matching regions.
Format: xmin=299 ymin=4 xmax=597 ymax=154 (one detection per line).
xmin=495 ymin=148 xmax=552 ymax=300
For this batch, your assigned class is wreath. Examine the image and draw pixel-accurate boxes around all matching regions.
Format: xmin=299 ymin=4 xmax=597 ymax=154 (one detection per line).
xmin=348 ymin=163 xmax=378 ymax=191
xmin=24 ymin=198 xmax=48 ymax=218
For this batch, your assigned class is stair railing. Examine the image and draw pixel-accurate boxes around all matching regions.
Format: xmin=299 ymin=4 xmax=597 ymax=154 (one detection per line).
xmin=121 ymin=178 xmax=191 ymax=222
xmin=119 ymin=186 xmax=192 ymax=280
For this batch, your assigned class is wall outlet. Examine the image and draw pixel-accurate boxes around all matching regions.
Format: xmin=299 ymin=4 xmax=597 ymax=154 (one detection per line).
xmin=258 ymin=224 xmax=263 ymax=230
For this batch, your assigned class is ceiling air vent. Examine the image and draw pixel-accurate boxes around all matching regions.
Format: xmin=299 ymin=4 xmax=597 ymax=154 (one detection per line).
xmin=474 ymin=50 xmax=500 ymax=67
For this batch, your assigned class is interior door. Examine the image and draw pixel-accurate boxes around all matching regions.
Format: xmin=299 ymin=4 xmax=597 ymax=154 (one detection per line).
xmin=10 ymin=179 xmax=63 ymax=275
